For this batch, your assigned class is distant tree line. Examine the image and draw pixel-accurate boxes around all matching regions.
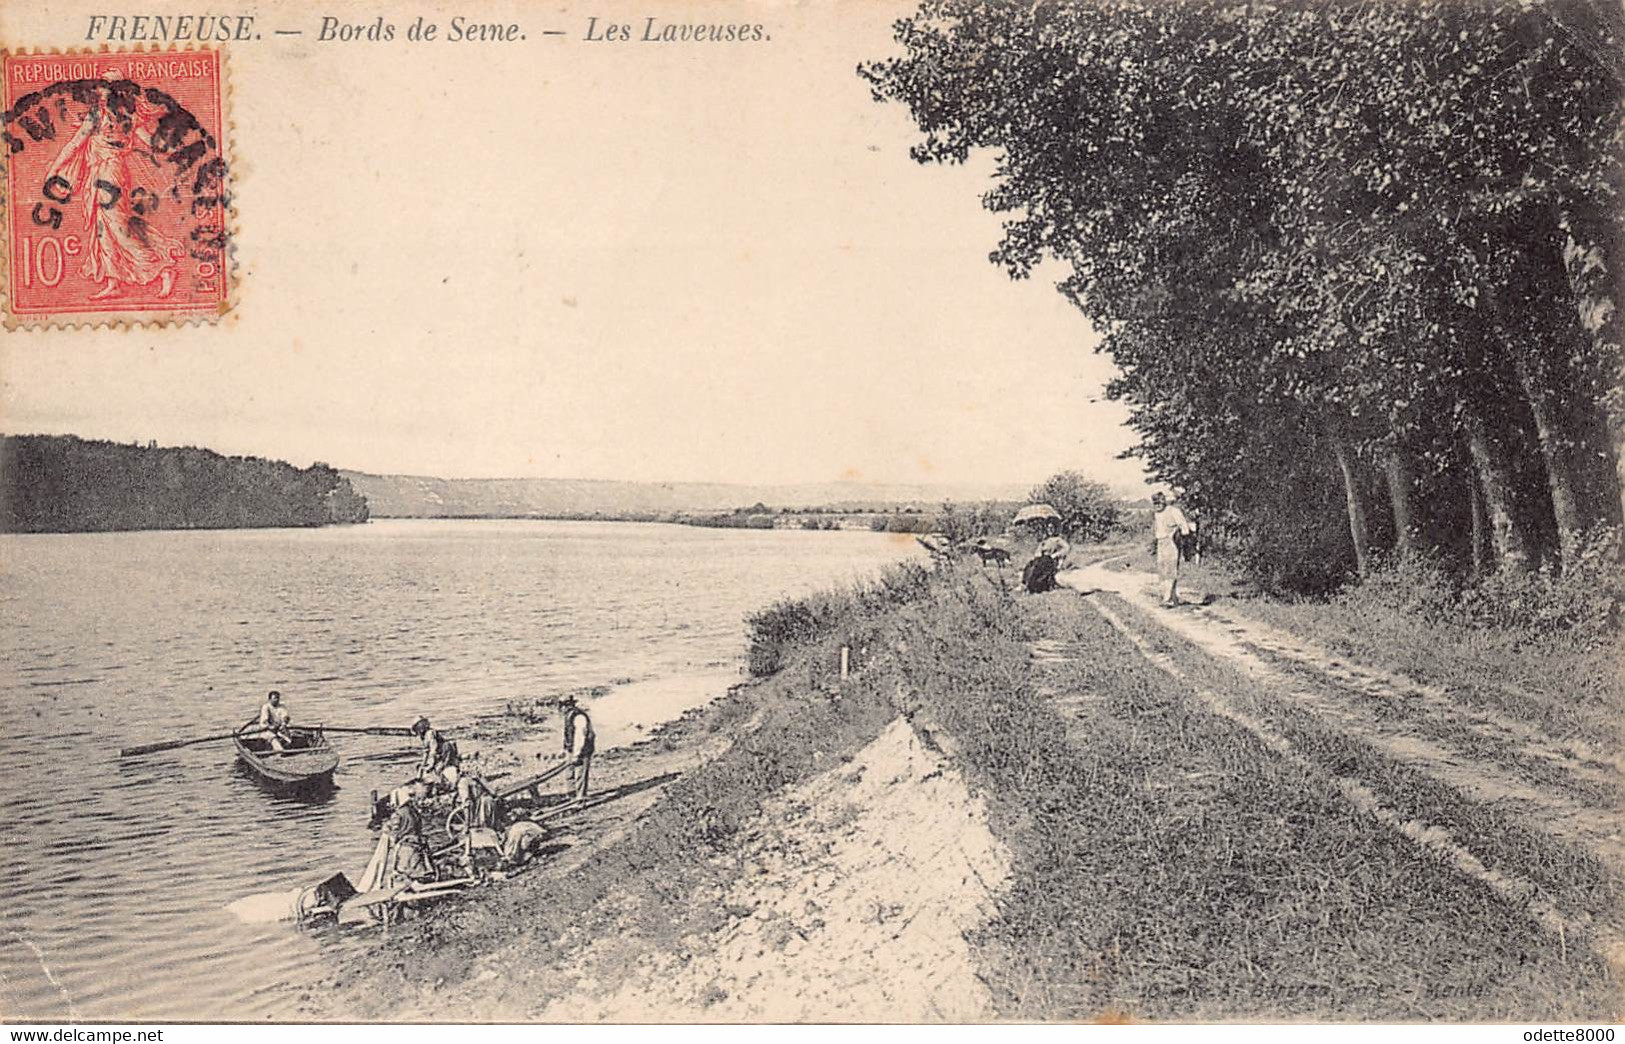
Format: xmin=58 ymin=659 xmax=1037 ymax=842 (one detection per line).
xmin=0 ymin=435 xmax=370 ymax=533
xmin=865 ymin=0 xmax=1625 ymax=592
xmin=865 ymin=473 xmax=1126 ymax=542
xmin=681 ymin=503 xmax=780 ymax=529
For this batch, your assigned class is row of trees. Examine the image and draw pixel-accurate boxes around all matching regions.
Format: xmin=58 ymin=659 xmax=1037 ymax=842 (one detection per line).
xmin=0 ymin=435 xmax=371 ymax=533
xmin=864 ymin=0 xmax=1624 ymax=591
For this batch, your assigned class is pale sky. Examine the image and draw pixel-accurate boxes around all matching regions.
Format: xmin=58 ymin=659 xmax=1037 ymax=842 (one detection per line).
xmin=1 ymin=0 xmax=1150 ymax=493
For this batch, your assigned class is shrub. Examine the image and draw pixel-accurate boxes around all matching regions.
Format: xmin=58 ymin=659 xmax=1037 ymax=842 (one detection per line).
xmin=1029 ymin=471 xmax=1120 ymax=542
xmin=1332 ymin=528 xmax=1623 ymax=650
xmin=1461 ymin=527 xmax=1623 ymax=645
xmin=745 ymin=560 xmax=937 ymax=676
xmin=929 ymin=500 xmax=1020 ymax=544
xmin=1337 ymin=550 xmax=1465 ymax=623
xmin=883 ymin=513 xmax=936 ymax=534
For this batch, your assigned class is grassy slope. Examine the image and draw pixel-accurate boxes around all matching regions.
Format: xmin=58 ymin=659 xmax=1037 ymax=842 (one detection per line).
xmin=1103 ymin=593 xmax=1622 ymax=983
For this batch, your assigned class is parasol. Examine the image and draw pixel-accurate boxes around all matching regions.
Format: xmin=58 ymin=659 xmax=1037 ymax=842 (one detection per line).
xmin=1012 ymin=504 xmax=1061 ymax=525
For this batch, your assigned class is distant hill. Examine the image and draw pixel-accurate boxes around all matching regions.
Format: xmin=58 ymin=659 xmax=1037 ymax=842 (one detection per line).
xmin=340 ymin=470 xmax=1034 ymax=519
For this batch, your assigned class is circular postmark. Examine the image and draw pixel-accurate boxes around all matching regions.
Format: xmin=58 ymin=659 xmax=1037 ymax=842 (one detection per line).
xmin=2 ymin=52 xmax=230 ymax=318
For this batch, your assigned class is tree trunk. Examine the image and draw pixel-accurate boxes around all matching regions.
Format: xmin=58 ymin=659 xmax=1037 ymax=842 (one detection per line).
xmin=1555 ymin=203 xmax=1625 ymax=530
xmin=1382 ymin=450 xmax=1417 ymax=557
xmin=1469 ymin=473 xmax=1489 ymax=580
xmin=1464 ymin=417 xmax=1530 ymax=571
xmin=1514 ymin=353 xmax=1587 ymax=565
xmin=1613 ymin=427 xmax=1625 ymax=549
xmin=1331 ymin=439 xmax=1371 ymax=578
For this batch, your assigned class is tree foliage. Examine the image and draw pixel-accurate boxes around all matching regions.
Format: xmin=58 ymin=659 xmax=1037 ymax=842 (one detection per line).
xmin=0 ymin=435 xmax=371 ymax=533
xmin=863 ymin=0 xmax=1625 ymax=593
xmin=1031 ymin=470 xmax=1121 ymax=541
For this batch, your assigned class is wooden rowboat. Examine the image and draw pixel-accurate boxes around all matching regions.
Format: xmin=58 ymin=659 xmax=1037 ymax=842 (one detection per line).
xmin=234 ymin=720 xmax=339 ymax=787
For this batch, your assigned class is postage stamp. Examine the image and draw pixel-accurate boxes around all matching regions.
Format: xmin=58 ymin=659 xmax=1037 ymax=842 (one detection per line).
xmin=2 ymin=48 xmax=232 ymax=328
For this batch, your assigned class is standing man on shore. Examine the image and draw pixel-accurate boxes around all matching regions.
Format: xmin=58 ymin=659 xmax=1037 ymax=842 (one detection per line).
xmin=1151 ymin=493 xmax=1196 ymax=608
xmin=560 ymin=696 xmax=595 ymax=802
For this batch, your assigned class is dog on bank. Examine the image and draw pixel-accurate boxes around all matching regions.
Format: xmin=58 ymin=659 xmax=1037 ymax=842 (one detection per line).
xmin=971 ymin=540 xmax=1012 ymax=567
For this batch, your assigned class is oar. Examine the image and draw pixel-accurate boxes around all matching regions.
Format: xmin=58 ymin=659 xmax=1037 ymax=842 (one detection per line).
xmin=495 ymin=759 xmax=573 ymax=800
xmin=121 ymin=723 xmax=415 ymax=758
xmin=309 ymin=725 xmax=418 ymax=737
xmin=120 ymin=728 xmax=269 ymax=758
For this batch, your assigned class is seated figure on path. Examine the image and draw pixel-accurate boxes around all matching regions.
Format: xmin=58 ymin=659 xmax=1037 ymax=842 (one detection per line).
xmin=1022 ymin=550 xmax=1060 ymax=594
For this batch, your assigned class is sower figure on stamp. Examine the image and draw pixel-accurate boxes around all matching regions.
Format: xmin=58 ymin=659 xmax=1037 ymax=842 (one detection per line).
xmin=1151 ymin=493 xmax=1196 ymax=608
xmin=45 ymin=73 xmax=181 ymax=301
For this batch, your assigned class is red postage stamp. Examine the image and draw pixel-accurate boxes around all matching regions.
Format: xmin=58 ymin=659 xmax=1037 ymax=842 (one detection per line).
xmin=2 ymin=49 xmax=232 ymax=327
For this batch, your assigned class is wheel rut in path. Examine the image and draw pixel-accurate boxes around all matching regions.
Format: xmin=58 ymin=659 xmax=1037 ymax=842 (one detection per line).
xmin=1052 ymin=562 xmax=1625 ymax=872
xmin=1027 ymin=563 xmax=1625 ymax=963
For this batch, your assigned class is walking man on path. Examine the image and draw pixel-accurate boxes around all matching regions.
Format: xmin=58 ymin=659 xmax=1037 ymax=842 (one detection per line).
xmin=1151 ymin=493 xmax=1196 ymax=608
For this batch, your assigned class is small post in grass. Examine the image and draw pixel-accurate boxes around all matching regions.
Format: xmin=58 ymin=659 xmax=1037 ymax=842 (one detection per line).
xmin=839 ymin=645 xmax=850 ymax=681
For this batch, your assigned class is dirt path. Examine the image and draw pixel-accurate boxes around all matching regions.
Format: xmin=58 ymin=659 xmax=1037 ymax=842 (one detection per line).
xmin=538 ymin=717 xmax=1010 ymax=1022
xmin=1048 ymin=560 xmax=1625 ymax=960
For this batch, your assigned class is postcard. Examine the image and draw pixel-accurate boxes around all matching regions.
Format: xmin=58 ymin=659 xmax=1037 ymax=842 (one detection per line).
xmin=2 ymin=0 xmax=1621 ymax=1027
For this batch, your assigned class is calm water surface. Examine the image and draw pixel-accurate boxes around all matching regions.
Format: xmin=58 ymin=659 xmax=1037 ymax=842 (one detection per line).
xmin=0 ymin=520 xmax=920 ymax=1020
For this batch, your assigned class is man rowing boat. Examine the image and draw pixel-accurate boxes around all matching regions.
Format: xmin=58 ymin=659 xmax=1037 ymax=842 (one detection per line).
xmin=258 ymin=690 xmax=292 ymax=751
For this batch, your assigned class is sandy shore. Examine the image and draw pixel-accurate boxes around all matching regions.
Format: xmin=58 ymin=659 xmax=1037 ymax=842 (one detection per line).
xmin=539 ymin=716 xmax=1008 ymax=1022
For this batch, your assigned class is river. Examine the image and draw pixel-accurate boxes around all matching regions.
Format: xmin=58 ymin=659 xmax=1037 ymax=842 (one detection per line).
xmin=0 ymin=519 xmax=921 ymax=1021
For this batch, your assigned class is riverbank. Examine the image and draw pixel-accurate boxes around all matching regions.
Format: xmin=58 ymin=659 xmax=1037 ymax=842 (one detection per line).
xmin=289 ymin=625 xmax=907 ymax=1019
xmin=287 ymin=553 xmax=1621 ymax=1022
